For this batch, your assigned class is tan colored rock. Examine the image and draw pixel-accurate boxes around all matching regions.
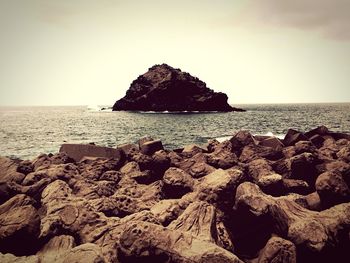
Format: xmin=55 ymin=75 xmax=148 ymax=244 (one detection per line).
xmin=60 ymin=144 xmax=124 ymax=163
xmin=163 ymin=167 xmax=194 ymax=198
xmin=234 ymin=182 xmax=350 ymax=254
xmin=0 ymin=196 xmax=40 ymax=255
xmin=257 ymin=236 xmax=296 ymax=263
xmin=315 ymin=171 xmax=350 ymax=208
xmin=118 ymin=221 xmax=243 ymax=263
xmin=259 ymin=137 xmax=285 ymax=151
xmin=140 ymin=140 xmax=163 ymax=155
xmin=168 ymin=201 xmax=234 ymax=251
xmin=0 ymin=157 xmax=25 ymax=184
xmin=247 ymin=158 xmax=283 ymax=195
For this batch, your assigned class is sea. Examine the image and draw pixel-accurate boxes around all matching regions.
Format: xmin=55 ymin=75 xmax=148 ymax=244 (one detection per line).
xmin=1 ymin=103 xmax=349 ymax=160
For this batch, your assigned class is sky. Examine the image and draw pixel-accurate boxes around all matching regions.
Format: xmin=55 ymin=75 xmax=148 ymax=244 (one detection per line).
xmin=0 ymin=0 xmax=349 ymax=106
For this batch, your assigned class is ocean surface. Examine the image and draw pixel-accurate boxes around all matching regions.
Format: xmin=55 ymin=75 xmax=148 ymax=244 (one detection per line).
xmin=1 ymin=103 xmax=349 ymax=160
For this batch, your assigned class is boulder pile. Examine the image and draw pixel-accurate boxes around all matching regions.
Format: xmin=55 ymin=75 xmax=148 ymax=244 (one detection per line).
xmin=0 ymin=126 xmax=349 ymax=262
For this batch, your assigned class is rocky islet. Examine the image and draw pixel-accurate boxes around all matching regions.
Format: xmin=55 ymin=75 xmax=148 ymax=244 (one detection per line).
xmin=112 ymin=64 xmax=245 ymax=112
xmin=0 ymin=126 xmax=350 ymax=262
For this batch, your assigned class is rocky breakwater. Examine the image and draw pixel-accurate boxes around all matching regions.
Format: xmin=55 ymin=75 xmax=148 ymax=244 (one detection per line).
xmin=0 ymin=125 xmax=350 ymax=262
xmin=113 ymin=63 xmax=244 ymax=112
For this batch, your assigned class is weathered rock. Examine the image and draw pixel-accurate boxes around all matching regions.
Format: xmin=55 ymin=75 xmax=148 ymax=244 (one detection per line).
xmin=247 ymin=158 xmax=283 ymax=196
xmin=17 ymin=160 xmax=34 ymax=175
xmin=60 ymin=144 xmax=124 ymax=163
xmin=234 ymin=182 xmax=350 ymax=257
xmin=113 ymin=63 xmax=243 ymax=112
xmin=32 ymin=152 xmax=74 ymax=171
xmin=0 ymin=196 xmax=40 ymax=255
xmin=196 ymin=169 xmax=245 ymax=209
xmin=0 ymin=157 xmax=25 ymax=184
xmin=168 ymin=201 xmax=234 ymax=251
xmin=315 ymin=171 xmax=350 ymax=208
xmin=151 ymin=150 xmax=170 ymax=173
xmin=175 ymin=152 xmax=215 ymax=178
xmin=337 ymin=144 xmax=350 ymax=162
xmin=118 ymin=221 xmax=243 ymax=263
xmin=163 ymin=167 xmax=194 ymax=198
xmin=257 ymin=236 xmax=297 ymax=263
xmin=182 ymin=144 xmax=207 ymax=155
xmin=273 ymin=152 xmax=319 ymax=186
xmin=283 ymin=129 xmax=309 ymax=146
xmin=282 ymin=179 xmax=310 ymax=195
xmin=259 ymin=137 xmax=285 ymax=151
xmin=230 ymin=130 xmax=257 ymax=155
xmin=207 ymin=141 xmax=238 ymax=169
xmin=294 ymin=140 xmax=317 ymax=154
xmin=140 ymin=140 xmax=163 ymax=155
xmin=117 ymin=143 xmax=139 ymax=159
xmin=309 ymin=134 xmax=325 ymax=148
xmin=239 ymin=145 xmax=283 ymax=163
xmin=304 ymin=125 xmax=330 ymax=138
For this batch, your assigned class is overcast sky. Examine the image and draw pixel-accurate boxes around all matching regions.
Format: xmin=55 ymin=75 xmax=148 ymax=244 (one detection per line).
xmin=0 ymin=0 xmax=349 ymax=106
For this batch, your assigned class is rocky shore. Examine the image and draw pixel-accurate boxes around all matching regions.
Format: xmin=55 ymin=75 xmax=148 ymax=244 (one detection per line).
xmin=0 ymin=126 xmax=350 ymax=262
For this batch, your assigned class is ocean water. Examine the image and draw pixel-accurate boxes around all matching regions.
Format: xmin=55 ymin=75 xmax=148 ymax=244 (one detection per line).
xmin=0 ymin=103 xmax=349 ymax=160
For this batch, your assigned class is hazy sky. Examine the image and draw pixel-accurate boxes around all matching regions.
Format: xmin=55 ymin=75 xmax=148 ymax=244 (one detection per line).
xmin=0 ymin=0 xmax=349 ymax=106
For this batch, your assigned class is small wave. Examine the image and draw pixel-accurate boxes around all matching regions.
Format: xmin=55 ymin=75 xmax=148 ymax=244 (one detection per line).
xmin=87 ymin=105 xmax=112 ymax=112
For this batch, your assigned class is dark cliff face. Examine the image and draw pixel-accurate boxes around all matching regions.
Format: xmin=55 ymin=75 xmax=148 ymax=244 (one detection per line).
xmin=112 ymin=64 xmax=244 ymax=112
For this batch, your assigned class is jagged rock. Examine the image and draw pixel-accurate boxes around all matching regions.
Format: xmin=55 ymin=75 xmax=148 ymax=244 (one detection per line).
xmin=283 ymin=129 xmax=309 ymax=146
xmin=239 ymin=145 xmax=282 ymax=163
xmin=118 ymin=221 xmax=243 ymax=263
xmin=257 ymin=236 xmax=297 ymax=263
xmin=140 ymin=140 xmax=163 ymax=155
xmin=0 ymin=195 xmax=40 ymax=255
xmin=162 ymin=167 xmax=194 ymax=198
xmin=230 ymin=130 xmax=257 ymax=156
xmin=207 ymin=141 xmax=238 ymax=169
xmin=259 ymin=137 xmax=285 ymax=151
xmin=113 ymin=63 xmax=243 ymax=112
xmin=304 ymin=125 xmax=330 ymax=138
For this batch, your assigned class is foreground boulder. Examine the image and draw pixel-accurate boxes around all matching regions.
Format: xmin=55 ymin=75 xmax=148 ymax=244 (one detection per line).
xmin=113 ymin=64 xmax=244 ymax=112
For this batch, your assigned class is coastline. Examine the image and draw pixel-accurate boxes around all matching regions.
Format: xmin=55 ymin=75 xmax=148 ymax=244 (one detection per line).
xmin=0 ymin=126 xmax=350 ymax=262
